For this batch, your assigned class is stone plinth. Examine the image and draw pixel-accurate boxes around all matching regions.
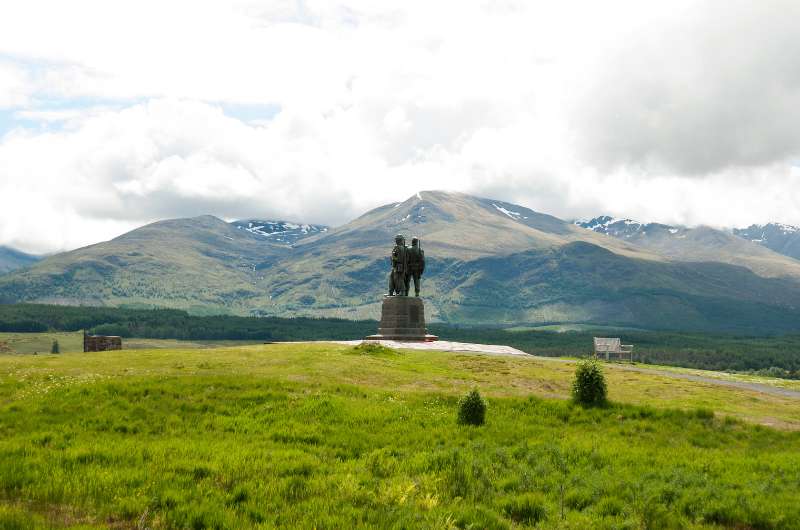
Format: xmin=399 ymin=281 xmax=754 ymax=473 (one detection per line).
xmin=365 ymin=296 xmax=438 ymax=342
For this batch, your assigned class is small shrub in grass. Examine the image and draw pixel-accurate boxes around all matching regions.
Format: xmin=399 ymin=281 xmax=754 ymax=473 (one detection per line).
xmin=457 ymin=389 xmax=486 ymax=426
xmin=500 ymin=493 xmax=548 ymax=524
xmin=571 ymin=359 xmax=607 ymax=406
xmin=50 ymin=340 xmax=60 ymax=354
xmin=351 ymin=342 xmax=397 ymax=356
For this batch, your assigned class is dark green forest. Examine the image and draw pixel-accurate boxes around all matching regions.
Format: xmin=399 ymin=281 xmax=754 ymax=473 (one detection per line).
xmin=437 ymin=326 xmax=800 ymax=378
xmin=0 ymin=304 xmax=375 ymax=341
xmin=1 ymin=304 xmax=799 ymax=377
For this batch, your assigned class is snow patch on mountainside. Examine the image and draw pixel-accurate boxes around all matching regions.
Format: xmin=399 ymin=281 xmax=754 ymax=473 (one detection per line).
xmin=575 ymin=216 xmax=684 ymax=239
xmin=578 ymin=216 xmax=800 ymax=261
xmin=775 ymin=223 xmax=798 ymax=234
xmin=733 ymin=223 xmax=800 ymax=260
xmin=734 ymin=223 xmax=800 ymax=241
xmin=231 ymin=220 xmax=328 ymax=246
xmin=493 ymin=203 xmax=528 ymax=220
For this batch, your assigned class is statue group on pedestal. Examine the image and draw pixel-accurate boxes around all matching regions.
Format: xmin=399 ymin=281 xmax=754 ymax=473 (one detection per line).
xmin=388 ymin=234 xmax=426 ymax=297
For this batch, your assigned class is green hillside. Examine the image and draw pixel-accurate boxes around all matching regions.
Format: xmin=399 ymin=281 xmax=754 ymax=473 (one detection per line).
xmin=3 ymin=191 xmax=800 ymax=332
xmin=432 ymin=242 xmax=800 ymax=332
xmin=0 ymin=245 xmax=40 ymax=274
xmin=0 ymin=216 xmax=286 ymax=314
xmin=1 ymin=343 xmax=799 ymax=528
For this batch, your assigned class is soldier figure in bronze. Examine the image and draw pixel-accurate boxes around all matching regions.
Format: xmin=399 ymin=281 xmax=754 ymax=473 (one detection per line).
xmin=405 ymin=237 xmax=425 ymax=297
xmin=388 ymin=234 xmax=409 ymax=296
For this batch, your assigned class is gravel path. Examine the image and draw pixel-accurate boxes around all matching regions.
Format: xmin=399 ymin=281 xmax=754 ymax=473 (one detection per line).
xmin=335 ymin=339 xmax=529 ymax=356
xmin=609 ymin=364 xmax=800 ymax=399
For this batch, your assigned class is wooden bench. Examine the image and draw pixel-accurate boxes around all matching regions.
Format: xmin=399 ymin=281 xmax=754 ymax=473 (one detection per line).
xmin=593 ymin=337 xmax=634 ymax=362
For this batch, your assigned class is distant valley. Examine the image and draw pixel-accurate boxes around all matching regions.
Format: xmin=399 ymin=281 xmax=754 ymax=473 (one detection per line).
xmin=2 ymin=191 xmax=800 ymax=333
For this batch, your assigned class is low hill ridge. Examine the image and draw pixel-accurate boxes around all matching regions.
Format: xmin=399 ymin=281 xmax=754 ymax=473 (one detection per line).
xmin=0 ymin=246 xmax=41 ymax=274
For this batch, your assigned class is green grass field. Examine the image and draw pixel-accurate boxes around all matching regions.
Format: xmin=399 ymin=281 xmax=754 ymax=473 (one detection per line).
xmin=0 ymin=332 xmax=263 ymax=355
xmin=1 ymin=342 xmax=799 ymax=529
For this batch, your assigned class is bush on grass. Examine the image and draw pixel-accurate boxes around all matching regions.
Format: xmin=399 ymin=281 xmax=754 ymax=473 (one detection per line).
xmin=457 ymin=389 xmax=486 ymax=426
xmin=351 ymin=342 xmax=397 ymax=356
xmin=572 ymin=359 xmax=607 ymax=406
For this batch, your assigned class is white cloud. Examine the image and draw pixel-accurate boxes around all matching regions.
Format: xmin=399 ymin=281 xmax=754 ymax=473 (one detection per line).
xmin=570 ymin=0 xmax=800 ymax=175
xmin=0 ymin=61 xmax=32 ymax=108
xmin=0 ymin=0 xmax=799 ymax=253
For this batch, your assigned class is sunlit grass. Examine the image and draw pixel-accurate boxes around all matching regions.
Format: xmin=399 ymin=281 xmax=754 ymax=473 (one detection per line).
xmin=1 ymin=343 xmax=799 ymax=528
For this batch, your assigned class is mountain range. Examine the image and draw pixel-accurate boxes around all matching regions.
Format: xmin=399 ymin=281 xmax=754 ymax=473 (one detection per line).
xmin=2 ymin=191 xmax=800 ymax=332
xmin=574 ymin=217 xmax=800 ymax=279
xmin=733 ymin=223 xmax=800 ymax=261
xmin=577 ymin=216 xmax=800 ymax=262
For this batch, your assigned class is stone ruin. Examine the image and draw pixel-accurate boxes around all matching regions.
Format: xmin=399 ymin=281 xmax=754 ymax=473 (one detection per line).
xmin=83 ymin=332 xmax=122 ymax=352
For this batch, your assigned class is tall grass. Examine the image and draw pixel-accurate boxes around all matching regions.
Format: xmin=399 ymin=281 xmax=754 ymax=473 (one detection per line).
xmin=0 ymin=346 xmax=799 ymax=528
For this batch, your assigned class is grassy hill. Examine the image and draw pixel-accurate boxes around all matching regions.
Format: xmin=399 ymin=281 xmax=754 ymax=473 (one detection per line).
xmin=3 ymin=191 xmax=800 ymax=332
xmin=0 ymin=216 xmax=287 ymax=314
xmin=1 ymin=343 xmax=799 ymax=528
xmin=0 ymin=245 xmax=41 ymax=274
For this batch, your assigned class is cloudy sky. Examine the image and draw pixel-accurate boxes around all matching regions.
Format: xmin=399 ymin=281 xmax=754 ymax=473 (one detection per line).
xmin=2 ymin=0 xmax=800 ymax=253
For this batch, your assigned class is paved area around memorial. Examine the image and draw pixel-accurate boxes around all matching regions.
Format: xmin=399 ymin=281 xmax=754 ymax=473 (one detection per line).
xmin=335 ymin=339 xmax=528 ymax=356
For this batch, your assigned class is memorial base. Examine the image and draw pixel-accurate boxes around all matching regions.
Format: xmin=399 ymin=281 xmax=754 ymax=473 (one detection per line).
xmin=365 ymin=296 xmax=438 ymax=342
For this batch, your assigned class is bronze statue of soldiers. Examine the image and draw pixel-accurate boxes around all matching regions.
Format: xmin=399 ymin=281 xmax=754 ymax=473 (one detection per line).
xmin=405 ymin=236 xmax=425 ymax=296
xmin=388 ymin=234 xmax=409 ymax=296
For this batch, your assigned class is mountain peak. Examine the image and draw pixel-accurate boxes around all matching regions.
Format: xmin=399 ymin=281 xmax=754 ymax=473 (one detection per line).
xmin=733 ymin=223 xmax=800 ymax=260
